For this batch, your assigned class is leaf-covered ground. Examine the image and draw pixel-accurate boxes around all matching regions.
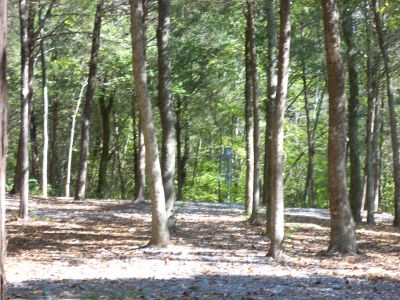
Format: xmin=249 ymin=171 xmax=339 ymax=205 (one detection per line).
xmin=4 ymin=196 xmax=400 ymax=299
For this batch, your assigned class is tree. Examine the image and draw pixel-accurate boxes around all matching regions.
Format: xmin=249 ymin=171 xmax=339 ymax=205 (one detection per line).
xmin=96 ymin=87 xmax=114 ymax=198
xmin=0 ymin=0 xmax=7 ymax=295
xmin=244 ymin=2 xmax=254 ymax=215
xmin=65 ymin=78 xmax=88 ymax=198
xmin=264 ymin=0 xmax=278 ymax=236
xmin=18 ymin=0 xmax=30 ymax=219
xmin=247 ymin=1 xmax=261 ymax=225
xmin=268 ymin=0 xmax=291 ymax=259
xmin=372 ymin=0 xmax=400 ymax=227
xmin=74 ymin=0 xmax=104 ymax=201
xmin=39 ymin=1 xmax=49 ymax=198
xmin=130 ymin=0 xmax=170 ymax=246
xmin=157 ymin=0 xmax=176 ymax=220
xmin=322 ymin=0 xmax=357 ymax=254
xmin=342 ymin=4 xmax=362 ymax=223
xmin=364 ymin=1 xmax=380 ymax=224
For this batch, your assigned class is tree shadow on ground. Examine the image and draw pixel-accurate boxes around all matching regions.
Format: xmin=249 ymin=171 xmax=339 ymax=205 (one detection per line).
xmin=7 ymin=274 xmax=400 ymax=299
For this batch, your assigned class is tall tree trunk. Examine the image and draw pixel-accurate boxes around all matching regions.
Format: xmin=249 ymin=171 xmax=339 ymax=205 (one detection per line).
xmin=39 ymin=6 xmax=48 ymax=198
xmin=264 ymin=0 xmax=277 ymax=236
xmin=365 ymin=3 xmax=380 ymax=224
xmin=19 ymin=0 xmax=30 ymax=219
xmin=244 ymin=4 xmax=254 ymax=215
xmin=0 ymin=0 xmax=8 ymax=295
xmin=300 ymin=34 xmax=315 ymax=208
xmin=157 ymin=0 xmax=176 ymax=220
xmin=342 ymin=6 xmax=362 ymax=224
xmin=26 ymin=1 xmax=38 ymax=181
xmin=74 ymin=0 xmax=104 ymax=201
xmin=322 ymin=0 xmax=357 ymax=254
xmin=65 ymin=78 xmax=87 ymax=198
xmin=372 ymin=0 xmax=400 ymax=227
xmin=267 ymin=0 xmax=291 ymax=259
xmin=247 ymin=1 xmax=261 ymax=224
xmin=96 ymin=91 xmax=114 ymax=198
xmin=130 ymin=0 xmax=170 ymax=246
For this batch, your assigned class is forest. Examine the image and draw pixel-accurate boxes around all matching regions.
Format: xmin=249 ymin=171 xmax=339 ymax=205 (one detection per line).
xmin=0 ymin=0 xmax=399 ymax=298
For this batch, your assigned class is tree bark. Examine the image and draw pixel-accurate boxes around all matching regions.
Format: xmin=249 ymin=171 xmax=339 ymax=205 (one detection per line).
xmin=372 ymin=0 xmax=400 ymax=227
xmin=247 ymin=1 xmax=261 ymax=225
xmin=157 ymin=0 xmax=176 ymax=220
xmin=342 ymin=6 xmax=362 ymax=224
xmin=322 ymin=0 xmax=357 ymax=254
xmin=244 ymin=4 xmax=254 ymax=215
xmin=19 ymin=0 xmax=30 ymax=219
xmin=130 ymin=0 xmax=170 ymax=246
xmin=264 ymin=0 xmax=277 ymax=236
xmin=0 ymin=0 xmax=8 ymax=295
xmin=267 ymin=0 xmax=291 ymax=259
xmin=74 ymin=0 xmax=104 ymax=201
xmin=96 ymin=91 xmax=114 ymax=198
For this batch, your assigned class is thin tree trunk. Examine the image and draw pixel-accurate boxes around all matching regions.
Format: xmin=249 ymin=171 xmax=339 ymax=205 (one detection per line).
xmin=39 ymin=5 xmax=48 ymax=198
xmin=131 ymin=0 xmax=169 ymax=246
xmin=247 ymin=1 xmax=261 ymax=224
xmin=372 ymin=0 xmax=400 ymax=227
xmin=264 ymin=0 xmax=277 ymax=236
xmin=175 ymin=97 xmax=183 ymax=201
xmin=0 ymin=0 xmax=8 ymax=294
xmin=50 ymin=99 xmax=58 ymax=190
xmin=28 ymin=1 xmax=38 ymax=180
xmin=19 ymin=0 xmax=30 ymax=219
xmin=65 ymin=78 xmax=87 ymax=198
xmin=74 ymin=0 xmax=104 ymax=201
xmin=191 ymin=138 xmax=201 ymax=186
xmin=300 ymin=36 xmax=315 ymax=208
xmin=322 ymin=0 xmax=357 ymax=254
xmin=96 ymin=91 xmax=114 ymax=198
xmin=157 ymin=0 xmax=176 ymax=220
xmin=342 ymin=6 xmax=362 ymax=223
xmin=267 ymin=0 xmax=291 ymax=259
xmin=244 ymin=4 xmax=254 ymax=215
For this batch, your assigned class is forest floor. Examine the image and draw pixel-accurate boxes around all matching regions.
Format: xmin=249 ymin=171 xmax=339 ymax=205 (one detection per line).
xmin=4 ymin=196 xmax=400 ymax=299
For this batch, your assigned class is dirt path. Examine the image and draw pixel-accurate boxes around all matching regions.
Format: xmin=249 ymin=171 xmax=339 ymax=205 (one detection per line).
xmin=4 ymin=197 xmax=400 ymax=299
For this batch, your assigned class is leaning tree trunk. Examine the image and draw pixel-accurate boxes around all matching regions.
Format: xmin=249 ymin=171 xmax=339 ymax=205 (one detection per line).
xmin=96 ymin=91 xmax=114 ymax=199
xmin=74 ymin=0 xmax=104 ymax=201
xmin=157 ymin=0 xmax=176 ymax=220
xmin=322 ymin=0 xmax=357 ymax=254
xmin=267 ymin=0 xmax=291 ymax=259
xmin=130 ymin=0 xmax=169 ymax=247
xmin=247 ymin=1 xmax=261 ymax=225
xmin=372 ymin=0 xmax=400 ymax=227
xmin=264 ymin=0 xmax=277 ymax=236
xmin=65 ymin=78 xmax=87 ymax=198
xmin=244 ymin=6 xmax=254 ymax=215
xmin=0 ymin=0 xmax=8 ymax=295
xmin=342 ymin=6 xmax=362 ymax=224
xmin=18 ymin=0 xmax=30 ymax=219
